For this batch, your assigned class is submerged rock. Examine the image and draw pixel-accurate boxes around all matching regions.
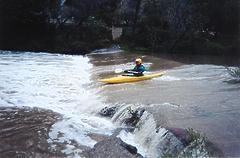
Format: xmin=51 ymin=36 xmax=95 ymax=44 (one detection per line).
xmin=82 ymin=136 xmax=143 ymax=158
xmin=100 ymin=106 xmax=117 ymax=117
xmin=124 ymin=108 xmax=145 ymax=127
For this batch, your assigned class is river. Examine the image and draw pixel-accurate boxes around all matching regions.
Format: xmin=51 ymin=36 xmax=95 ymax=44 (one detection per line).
xmin=0 ymin=50 xmax=239 ymax=157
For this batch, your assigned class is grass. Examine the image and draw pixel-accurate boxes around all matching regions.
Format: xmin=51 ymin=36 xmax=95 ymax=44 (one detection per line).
xmin=179 ymin=128 xmax=208 ymax=157
xmin=186 ymin=128 xmax=206 ymax=144
xmin=226 ymin=66 xmax=240 ymax=78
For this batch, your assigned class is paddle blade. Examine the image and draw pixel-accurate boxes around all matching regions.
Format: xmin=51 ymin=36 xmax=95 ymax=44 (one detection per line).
xmin=114 ymin=68 xmax=123 ymax=73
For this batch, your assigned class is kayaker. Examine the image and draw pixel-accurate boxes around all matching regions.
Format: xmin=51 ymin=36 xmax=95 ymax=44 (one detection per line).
xmin=124 ymin=58 xmax=146 ymax=76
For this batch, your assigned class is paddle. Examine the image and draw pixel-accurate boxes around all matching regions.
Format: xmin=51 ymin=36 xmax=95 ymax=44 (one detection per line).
xmin=114 ymin=69 xmax=135 ymax=74
xmin=114 ymin=68 xmax=149 ymax=74
xmin=114 ymin=68 xmax=124 ymax=73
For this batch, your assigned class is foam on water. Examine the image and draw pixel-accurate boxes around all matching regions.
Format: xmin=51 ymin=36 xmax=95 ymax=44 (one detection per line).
xmin=0 ymin=51 xmax=103 ymax=112
xmin=117 ymin=130 xmax=147 ymax=157
xmin=1 ymin=51 xmax=238 ymax=157
xmin=90 ymin=46 xmax=123 ymax=55
xmin=155 ymin=75 xmax=210 ymax=81
xmin=113 ymin=104 xmax=186 ymax=158
xmin=0 ymin=51 xmax=115 ymax=155
xmin=154 ymin=64 xmax=228 ymax=82
xmin=48 ymin=114 xmax=114 ymax=148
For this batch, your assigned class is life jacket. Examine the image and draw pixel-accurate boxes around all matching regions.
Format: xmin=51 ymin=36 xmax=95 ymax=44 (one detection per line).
xmin=133 ymin=64 xmax=146 ymax=73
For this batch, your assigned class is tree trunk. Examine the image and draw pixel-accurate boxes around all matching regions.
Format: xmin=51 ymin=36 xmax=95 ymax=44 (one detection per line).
xmin=132 ymin=0 xmax=142 ymax=35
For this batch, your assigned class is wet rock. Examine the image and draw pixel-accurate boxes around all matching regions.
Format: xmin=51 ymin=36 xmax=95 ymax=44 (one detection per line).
xmin=111 ymin=127 xmax=135 ymax=137
xmin=99 ymin=106 xmax=117 ymax=117
xmin=224 ymin=79 xmax=240 ymax=84
xmin=82 ymin=137 xmax=143 ymax=158
xmin=120 ymin=141 xmax=138 ymax=155
xmin=166 ymin=127 xmax=191 ymax=146
xmin=166 ymin=127 xmax=224 ymax=157
xmin=87 ymin=133 xmax=110 ymax=142
xmin=124 ymin=108 xmax=145 ymax=127
xmin=156 ymin=130 xmax=185 ymax=157
xmin=0 ymin=107 xmax=65 ymax=158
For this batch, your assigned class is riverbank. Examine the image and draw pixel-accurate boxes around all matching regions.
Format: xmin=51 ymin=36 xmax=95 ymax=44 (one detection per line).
xmin=1 ymin=37 xmax=239 ymax=56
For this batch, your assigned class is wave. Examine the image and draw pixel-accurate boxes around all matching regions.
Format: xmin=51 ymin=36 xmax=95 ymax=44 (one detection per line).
xmin=0 ymin=51 xmax=115 ymax=156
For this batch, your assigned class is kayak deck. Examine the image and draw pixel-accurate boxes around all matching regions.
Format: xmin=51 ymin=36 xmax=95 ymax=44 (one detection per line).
xmin=99 ymin=72 xmax=164 ymax=84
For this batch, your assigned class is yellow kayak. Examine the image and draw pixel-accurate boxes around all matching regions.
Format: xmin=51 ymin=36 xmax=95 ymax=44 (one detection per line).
xmin=99 ymin=72 xmax=165 ymax=84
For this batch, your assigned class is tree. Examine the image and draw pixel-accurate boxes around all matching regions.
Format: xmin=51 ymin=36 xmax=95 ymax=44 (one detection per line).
xmin=0 ymin=0 xmax=51 ymax=49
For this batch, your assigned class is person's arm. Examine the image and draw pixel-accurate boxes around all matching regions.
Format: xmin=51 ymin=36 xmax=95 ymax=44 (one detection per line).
xmin=124 ymin=66 xmax=137 ymax=73
xmin=124 ymin=69 xmax=132 ymax=73
xmin=138 ymin=65 xmax=146 ymax=73
xmin=127 ymin=66 xmax=145 ymax=76
xmin=124 ymin=65 xmax=146 ymax=74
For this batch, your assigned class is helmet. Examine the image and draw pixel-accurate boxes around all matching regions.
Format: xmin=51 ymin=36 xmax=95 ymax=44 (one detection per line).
xmin=135 ymin=58 xmax=142 ymax=64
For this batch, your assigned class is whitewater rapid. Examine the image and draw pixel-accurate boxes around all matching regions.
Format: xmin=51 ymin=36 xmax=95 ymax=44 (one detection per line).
xmin=1 ymin=50 xmax=239 ymax=157
xmin=0 ymin=51 xmax=187 ymax=157
xmin=0 ymin=51 xmax=116 ymax=155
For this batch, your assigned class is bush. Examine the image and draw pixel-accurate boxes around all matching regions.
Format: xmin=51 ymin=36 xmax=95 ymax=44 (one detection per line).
xmin=226 ymin=67 xmax=240 ymax=78
xmin=203 ymin=41 xmax=226 ymax=54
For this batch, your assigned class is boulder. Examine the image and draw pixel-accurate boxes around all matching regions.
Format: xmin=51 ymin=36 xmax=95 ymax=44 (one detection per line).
xmin=124 ymin=108 xmax=145 ymax=127
xmin=99 ymin=106 xmax=117 ymax=117
xmin=166 ymin=127 xmax=191 ymax=146
xmin=82 ymin=137 xmax=143 ymax=158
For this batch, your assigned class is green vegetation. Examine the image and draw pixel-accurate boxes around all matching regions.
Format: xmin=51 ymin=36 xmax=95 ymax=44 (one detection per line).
xmin=226 ymin=67 xmax=240 ymax=78
xmin=225 ymin=67 xmax=240 ymax=84
xmin=161 ymin=153 xmax=176 ymax=158
xmin=0 ymin=0 xmax=239 ymax=54
xmin=179 ymin=128 xmax=208 ymax=157
xmin=186 ymin=128 xmax=206 ymax=144
xmin=161 ymin=128 xmax=208 ymax=157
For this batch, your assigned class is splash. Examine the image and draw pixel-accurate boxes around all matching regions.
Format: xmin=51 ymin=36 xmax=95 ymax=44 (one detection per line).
xmin=90 ymin=46 xmax=123 ymax=55
xmin=0 ymin=51 xmax=115 ymax=156
xmin=110 ymin=103 xmax=210 ymax=157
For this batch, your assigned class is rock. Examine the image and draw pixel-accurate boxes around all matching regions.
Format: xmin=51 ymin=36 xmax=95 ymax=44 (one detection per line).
xmin=166 ymin=127 xmax=191 ymax=146
xmin=120 ymin=141 xmax=138 ymax=155
xmin=166 ymin=127 xmax=224 ymax=157
xmin=124 ymin=108 xmax=145 ymax=127
xmin=87 ymin=133 xmax=110 ymax=142
xmin=156 ymin=130 xmax=185 ymax=157
xmin=82 ymin=137 xmax=143 ymax=158
xmin=99 ymin=106 xmax=117 ymax=117
xmin=0 ymin=107 xmax=65 ymax=158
